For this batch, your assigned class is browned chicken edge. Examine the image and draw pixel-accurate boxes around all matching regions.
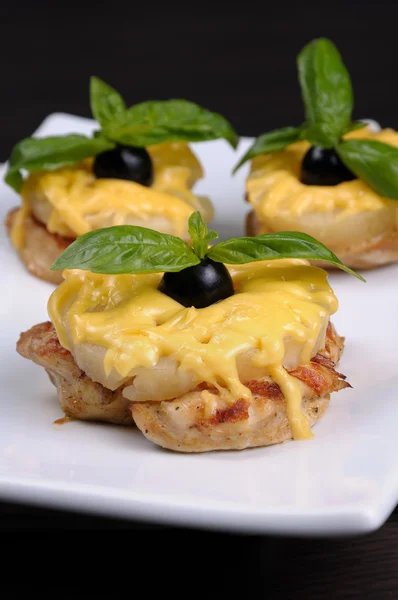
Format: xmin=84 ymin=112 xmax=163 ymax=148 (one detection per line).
xmin=16 ymin=321 xmax=349 ymax=451
xmin=17 ymin=321 xmax=134 ymax=425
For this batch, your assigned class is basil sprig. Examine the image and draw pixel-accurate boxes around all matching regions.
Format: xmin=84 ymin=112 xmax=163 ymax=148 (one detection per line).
xmin=52 ymin=225 xmax=200 ymax=274
xmin=233 ymin=37 xmax=359 ymax=173
xmin=233 ymin=38 xmax=398 ymax=201
xmin=90 ymin=77 xmax=127 ymax=127
xmin=188 ymin=211 xmax=218 ymax=259
xmin=298 ymin=38 xmax=353 ymax=147
xmin=52 ymin=211 xmax=364 ymax=281
xmin=91 ymin=77 xmax=238 ymax=148
xmin=5 ymin=77 xmax=238 ymax=193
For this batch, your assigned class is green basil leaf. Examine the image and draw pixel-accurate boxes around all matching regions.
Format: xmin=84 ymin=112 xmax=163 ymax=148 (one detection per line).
xmin=297 ymin=38 xmax=353 ymax=146
xmin=4 ymin=134 xmax=115 ymax=192
xmin=5 ymin=170 xmax=23 ymax=193
xmin=90 ymin=76 xmax=127 ymax=128
xmin=51 ymin=225 xmax=201 ymax=274
xmin=233 ymin=127 xmax=301 ymax=172
xmin=207 ymin=231 xmax=364 ymax=280
xmin=337 ymin=139 xmax=398 ymax=200
xmin=188 ymin=211 xmax=218 ymax=259
xmin=342 ymin=121 xmax=367 ymax=135
xmin=103 ymin=99 xmax=238 ymax=149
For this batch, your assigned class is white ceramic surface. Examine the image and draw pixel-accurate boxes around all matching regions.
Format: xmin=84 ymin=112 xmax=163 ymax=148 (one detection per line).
xmin=0 ymin=113 xmax=397 ymax=536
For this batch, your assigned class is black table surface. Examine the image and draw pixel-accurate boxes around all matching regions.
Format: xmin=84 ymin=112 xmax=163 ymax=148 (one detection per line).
xmin=2 ymin=499 xmax=398 ymax=598
xmin=2 ymin=3 xmax=398 ymax=596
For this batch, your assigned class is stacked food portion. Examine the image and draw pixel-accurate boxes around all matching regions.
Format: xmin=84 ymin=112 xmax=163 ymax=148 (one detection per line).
xmin=5 ymin=77 xmax=237 ymax=283
xmin=236 ymin=38 xmax=398 ymax=269
xmin=9 ymin=39 xmax=389 ymax=453
xmin=16 ymin=212 xmax=360 ymax=452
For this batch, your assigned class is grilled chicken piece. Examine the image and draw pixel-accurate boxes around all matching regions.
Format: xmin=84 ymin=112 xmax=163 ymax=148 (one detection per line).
xmin=16 ymin=321 xmax=347 ymax=450
xmin=131 ymin=344 xmax=349 ymax=453
xmin=246 ymin=209 xmax=398 ymax=270
xmin=17 ymin=322 xmax=133 ymax=425
xmin=5 ymin=208 xmax=73 ymax=285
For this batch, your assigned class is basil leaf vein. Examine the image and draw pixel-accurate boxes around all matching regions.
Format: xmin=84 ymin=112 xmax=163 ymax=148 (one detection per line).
xmin=207 ymin=231 xmax=364 ymax=280
xmin=51 ymin=226 xmax=201 ymax=274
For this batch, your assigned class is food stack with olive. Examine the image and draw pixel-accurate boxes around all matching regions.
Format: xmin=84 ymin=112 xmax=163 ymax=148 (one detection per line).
xmin=235 ymin=38 xmax=398 ymax=201
xmin=52 ymin=211 xmax=363 ymax=309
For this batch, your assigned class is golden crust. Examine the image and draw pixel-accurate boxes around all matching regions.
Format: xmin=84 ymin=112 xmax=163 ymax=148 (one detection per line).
xmin=5 ymin=208 xmax=73 ymax=285
xmin=246 ymin=210 xmax=398 ymax=270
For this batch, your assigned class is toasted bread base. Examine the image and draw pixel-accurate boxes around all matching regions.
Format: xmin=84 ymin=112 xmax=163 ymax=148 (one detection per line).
xmin=5 ymin=208 xmax=74 ymax=285
xmin=246 ymin=210 xmax=398 ymax=270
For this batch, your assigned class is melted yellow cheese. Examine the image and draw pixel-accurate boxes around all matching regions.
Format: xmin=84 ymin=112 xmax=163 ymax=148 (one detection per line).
xmin=48 ymin=259 xmax=338 ymax=440
xmin=12 ymin=142 xmax=211 ymax=250
xmin=247 ymin=127 xmax=398 ymax=222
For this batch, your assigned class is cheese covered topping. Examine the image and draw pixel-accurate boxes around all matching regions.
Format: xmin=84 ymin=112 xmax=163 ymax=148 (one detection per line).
xmin=12 ymin=142 xmax=212 ymax=249
xmin=247 ymin=127 xmax=398 ymax=222
xmin=48 ymin=259 xmax=338 ymax=440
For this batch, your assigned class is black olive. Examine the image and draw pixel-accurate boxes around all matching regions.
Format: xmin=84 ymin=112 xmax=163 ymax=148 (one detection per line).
xmin=158 ymin=257 xmax=234 ymax=308
xmin=93 ymin=145 xmax=154 ymax=186
xmin=300 ymin=146 xmax=356 ymax=186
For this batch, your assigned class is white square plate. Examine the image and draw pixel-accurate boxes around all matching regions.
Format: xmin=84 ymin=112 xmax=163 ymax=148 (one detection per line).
xmin=1 ymin=113 xmax=397 ymax=536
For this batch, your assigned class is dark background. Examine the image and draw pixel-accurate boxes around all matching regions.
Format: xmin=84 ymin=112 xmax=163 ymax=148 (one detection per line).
xmin=2 ymin=2 xmax=398 ymax=597
xmin=2 ymin=1 xmax=398 ymax=158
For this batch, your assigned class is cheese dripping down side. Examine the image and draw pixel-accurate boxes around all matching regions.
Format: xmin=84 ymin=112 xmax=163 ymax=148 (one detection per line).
xmin=11 ymin=142 xmax=212 ymax=250
xmin=48 ymin=259 xmax=339 ymax=440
